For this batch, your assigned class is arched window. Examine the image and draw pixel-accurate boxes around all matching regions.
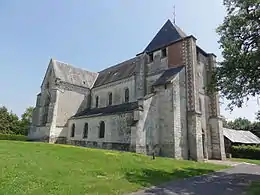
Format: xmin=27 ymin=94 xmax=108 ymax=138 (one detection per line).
xmin=125 ymin=88 xmax=129 ymax=103
xmin=95 ymin=96 xmax=99 ymax=108
xmin=71 ymin=123 xmax=75 ymax=137
xmin=199 ymin=98 xmax=202 ymax=112
xmin=83 ymin=123 xmax=88 ymax=138
xmin=108 ymin=93 xmax=112 ymax=106
xmin=99 ymin=121 xmax=105 ymax=138
xmin=42 ymin=95 xmax=51 ymax=125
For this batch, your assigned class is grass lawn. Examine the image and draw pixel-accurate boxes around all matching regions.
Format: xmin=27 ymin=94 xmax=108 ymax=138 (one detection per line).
xmin=231 ymin=158 xmax=260 ymax=195
xmin=232 ymin=158 xmax=260 ymax=165
xmin=0 ymin=141 xmax=228 ymax=195
xmin=247 ymin=182 xmax=260 ymax=195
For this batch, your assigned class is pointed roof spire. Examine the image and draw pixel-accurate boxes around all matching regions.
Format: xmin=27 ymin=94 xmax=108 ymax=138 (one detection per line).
xmin=143 ymin=20 xmax=187 ymax=53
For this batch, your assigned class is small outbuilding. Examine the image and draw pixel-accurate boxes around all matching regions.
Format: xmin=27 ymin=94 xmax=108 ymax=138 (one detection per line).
xmin=223 ymin=128 xmax=260 ymax=155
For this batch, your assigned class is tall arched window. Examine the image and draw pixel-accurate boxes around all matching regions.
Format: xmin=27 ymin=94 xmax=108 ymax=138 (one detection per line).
xmin=83 ymin=123 xmax=88 ymax=138
xmin=71 ymin=123 xmax=75 ymax=137
xmin=99 ymin=121 xmax=105 ymax=138
xmin=125 ymin=88 xmax=129 ymax=103
xmin=95 ymin=96 xmax=99 ymax=108
xmin=108 ymin=93 xmax=112 ymax=106
xmin=42 ymin=95 xmax=51 ymax=125
xmin=199 ymin=98 xmax=202 ymax=112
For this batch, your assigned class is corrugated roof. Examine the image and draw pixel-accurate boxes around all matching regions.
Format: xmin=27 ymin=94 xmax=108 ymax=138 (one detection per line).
xmin=153 ymin=66 xmax=184 ymax=86
xmin=223 ymin=128 xmax=260 ymax=144
xmin=93 ymin=57 xmax=140 ymax=88
xmin=143 ymin=19 xmax=186 ymax=53
xmin=53 ymin=60 xmax=98 ymax=88
xmin=73 ymin=102 xmax=139 ymax=118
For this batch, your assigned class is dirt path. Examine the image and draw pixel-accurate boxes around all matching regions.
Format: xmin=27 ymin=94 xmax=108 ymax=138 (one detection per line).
xmin=130 ymin=163 xmax=260 ymax=195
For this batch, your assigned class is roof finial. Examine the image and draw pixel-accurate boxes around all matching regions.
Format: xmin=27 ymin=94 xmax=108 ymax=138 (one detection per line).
xmin=173 ymin=5 xmax=176 ymax=24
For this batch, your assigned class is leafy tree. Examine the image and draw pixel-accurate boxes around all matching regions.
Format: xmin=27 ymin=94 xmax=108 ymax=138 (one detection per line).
xmin=256 ymin=110 xmax=260 ymax=121
xmin=223 ymin=117 xmax=252 ymax=130
xmin=19 ymin=107 xmax=34 ymax=135
xmin=0 ymin=106 xmax=20 ymax=134
xmin=0 ymin=106 xmax=34 ymax=135
xmin=211 ymin=0 xmax=260 ymax=110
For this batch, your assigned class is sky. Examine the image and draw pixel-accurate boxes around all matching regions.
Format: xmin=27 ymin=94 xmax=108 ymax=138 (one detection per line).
xmin=0 ymin=0 xmax=259 ymax=121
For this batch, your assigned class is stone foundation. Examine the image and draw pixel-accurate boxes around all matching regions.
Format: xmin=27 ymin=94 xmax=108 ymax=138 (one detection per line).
xmin=67 ymin=140 xmax=131 ymax=152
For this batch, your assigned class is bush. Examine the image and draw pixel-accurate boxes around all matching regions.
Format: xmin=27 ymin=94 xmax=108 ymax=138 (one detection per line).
xmin=231 ymin=145 xmax=260 ymax=160
xmin=0 ymin=134 xmax=28 ymax=141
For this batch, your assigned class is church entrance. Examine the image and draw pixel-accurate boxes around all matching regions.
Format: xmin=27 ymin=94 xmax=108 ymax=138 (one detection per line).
xmin=202 ymin=129 xmax=207 ymax=159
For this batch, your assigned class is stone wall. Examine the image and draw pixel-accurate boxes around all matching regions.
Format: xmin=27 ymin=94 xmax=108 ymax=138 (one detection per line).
xmin=146 ymin=49 xmax=168 ymax=76
xmin=56 ymin=88 xmax=89 ymax=127
xmin=68 ymin=112 xmax=133 ymax=144
xmin=91 ymin=77 xmax=136 ymax=108
xmin=28 ymin=126 xmax=50 ymax=140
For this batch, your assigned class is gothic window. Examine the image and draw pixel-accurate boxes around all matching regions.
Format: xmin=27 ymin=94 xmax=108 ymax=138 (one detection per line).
xmin=148 ymin=53 xmax=153 ymax=62
xmin=42 ymin=95 xmax=51 ymax=125
xmin=83 ymin=123 xmax=88 ymax=138
xmin=161 ymin=48 xmax=167 ymax=58
xmin=71 ymin=123 xmax=75 ymax=137
xmin=125 ymin=88 xmax=129 ymax=103
xmin=199 ymin=97 xmax=202 ymax=113
xmin=108 ymin=93 xmax=112 ymax=106
xmin=95 ymin=96 xmax=99 ymax=108
xmin=99 ymin=121 xmax=105 ymax=138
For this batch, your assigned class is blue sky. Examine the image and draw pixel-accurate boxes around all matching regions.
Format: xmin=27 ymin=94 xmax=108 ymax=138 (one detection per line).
xmin=0 ymin=0 xmax=259 ymax=120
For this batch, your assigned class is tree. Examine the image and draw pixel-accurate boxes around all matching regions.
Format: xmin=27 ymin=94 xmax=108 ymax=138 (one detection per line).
xmin=0 ymin=106 xmax=20 ymax=134
xmin=223 ymin=117 xmax=252 ymax=130
xmin=256 ymin=110 xmax=260 ymax=121
xmin=19 ymin=107 xmax=34 ymax=135
xmin=0 ymin=106 xmax=34 ymax=135
xmin=212 ymin=0 xmax=260 ymax=110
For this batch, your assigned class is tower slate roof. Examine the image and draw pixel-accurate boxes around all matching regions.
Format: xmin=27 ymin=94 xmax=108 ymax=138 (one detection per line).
xmin=53 ymin=60 xmax=98 ymax=88
xmin=143 ymin=19 xmax=187 ymax=53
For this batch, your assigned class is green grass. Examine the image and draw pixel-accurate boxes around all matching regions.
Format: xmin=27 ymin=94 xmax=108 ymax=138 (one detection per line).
xmin=232 ymin=158 xmax=260 ymax=195
xmin=0 ymin=141 xmax=228 ymax=195
xmin=247 ymin=182 xmax=260 ymax=195
xmin=232 ymin=158 xmax=260 ymax=165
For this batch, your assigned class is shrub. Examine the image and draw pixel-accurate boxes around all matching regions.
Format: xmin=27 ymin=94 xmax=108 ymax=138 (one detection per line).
xmin=0 ymin=134 xmax=28 ymax=141
xmin=231 ymin=145 xmax=260 ymax=160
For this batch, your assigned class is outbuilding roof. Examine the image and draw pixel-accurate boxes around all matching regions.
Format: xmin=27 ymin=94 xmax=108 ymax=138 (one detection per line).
xmin=223 ymin=128 xmax=260 ymax=144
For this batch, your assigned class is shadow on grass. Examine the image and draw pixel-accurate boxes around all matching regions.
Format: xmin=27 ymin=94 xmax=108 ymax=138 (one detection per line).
xmin=124 ymin=167 xmax=215 ymax=187
xmin=125 ymin=165 xmax=260 ymax=195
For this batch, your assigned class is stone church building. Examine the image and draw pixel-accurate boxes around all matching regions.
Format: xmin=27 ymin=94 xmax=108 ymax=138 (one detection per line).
xmin=29 ymin=20 xmax=226 ymax=161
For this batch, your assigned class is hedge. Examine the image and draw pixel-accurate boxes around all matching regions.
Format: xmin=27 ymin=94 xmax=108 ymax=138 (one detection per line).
xmin=231 ymin=145 xmax=260 ymax=160
xmin=0 ymin=134 xmax=28 ymax=141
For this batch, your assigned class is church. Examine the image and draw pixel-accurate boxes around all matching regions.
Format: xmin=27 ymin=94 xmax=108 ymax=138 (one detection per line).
xmin=29 ymin=19 xmax=226 ymax=161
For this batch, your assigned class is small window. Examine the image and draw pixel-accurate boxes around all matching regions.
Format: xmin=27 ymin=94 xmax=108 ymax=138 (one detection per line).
xmin=83 ymin=81 xmax=86 ymax=84
xmin=71 ymin=124 xmax=75 ymax=137
xmin=46 ymin=82 xmax=50 ymax=89
xmin=108 ymin=93 xmax=112 ymax=106
xmin=99 ymin=121 xmax=105 ymax=138
xmin=125 ymin=88 xmax=129 ymax=103
xmin=148 ymin=53 xmax=153 ymax=62
xmin=162 ymin=48 xmax=167 ymax=57
xmin=83 ymin=123 xmax=88 ymax=138
xmin=95 ymin=96 xmax=99 ymax=108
